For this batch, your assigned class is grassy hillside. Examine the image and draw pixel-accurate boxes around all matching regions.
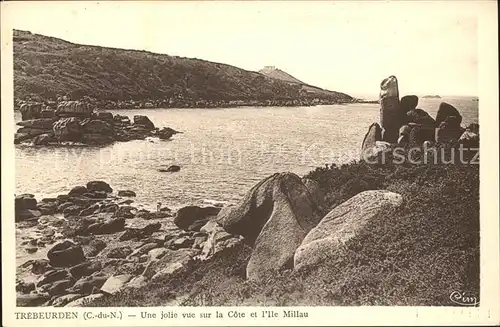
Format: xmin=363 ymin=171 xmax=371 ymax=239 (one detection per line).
xmin=13 ymin=30 xmax=353 ymax=106
xmin=90 ymin=145 xmax=479 ymax=306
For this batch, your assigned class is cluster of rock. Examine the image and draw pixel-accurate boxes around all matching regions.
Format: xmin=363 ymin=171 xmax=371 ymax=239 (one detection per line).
xmin=16 ymin=92 xmax=351 ymax=113
xmin=16 ymin=181 xmax=243 ymax=307
xmin=94 ymin=98 xmax=349 ymax=109
xmin=15 ymin=101 xmax=180 ymax=146
xmin=361 ymin=76 xmax=479 ymax=161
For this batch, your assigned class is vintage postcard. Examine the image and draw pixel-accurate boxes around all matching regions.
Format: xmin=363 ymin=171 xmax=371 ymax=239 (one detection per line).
xmin=1 ymin=1 xmax=499 ymax=326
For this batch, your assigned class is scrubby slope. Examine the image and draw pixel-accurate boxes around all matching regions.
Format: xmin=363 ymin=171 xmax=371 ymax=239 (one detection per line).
xmin=13 ymin=30 xmax=353 ymax=104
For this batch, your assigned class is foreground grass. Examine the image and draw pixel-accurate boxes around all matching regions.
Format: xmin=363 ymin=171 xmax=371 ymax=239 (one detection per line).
xmin=90 ymin=147 xmax=479 ymax=306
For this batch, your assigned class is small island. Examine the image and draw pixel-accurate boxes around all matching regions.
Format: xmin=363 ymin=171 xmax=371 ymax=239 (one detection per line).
xmin=353 ymin=98 xmax=379 ymax=104
xmin=422 ymin=95 xmax=441 ymax=99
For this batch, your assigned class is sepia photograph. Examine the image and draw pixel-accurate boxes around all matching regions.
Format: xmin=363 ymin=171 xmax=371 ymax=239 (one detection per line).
xmin=1 ymin=1 xmax=498 ymax=323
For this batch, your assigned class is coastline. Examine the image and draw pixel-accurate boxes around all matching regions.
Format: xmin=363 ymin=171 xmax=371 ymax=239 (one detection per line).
xmin=14 ymin=75 xmax=481 ymax=307
xmin=14 ymin=97 xmax=356 ymax=112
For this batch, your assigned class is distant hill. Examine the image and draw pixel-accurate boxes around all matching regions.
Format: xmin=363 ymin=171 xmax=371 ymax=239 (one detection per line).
xmin=258 ymin=65 xmax=351 ymax=101
xmin=13 ymin=30 xmax=353 ymax=108
xmin=258 ymin=66 xmax=304 ymax=84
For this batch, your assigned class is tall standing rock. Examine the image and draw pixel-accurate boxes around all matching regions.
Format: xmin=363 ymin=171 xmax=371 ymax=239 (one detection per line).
xmin=379 ymin=76 xmax=400 ymax=142
xmin=216 ymin=172 xmax=324 ymax=281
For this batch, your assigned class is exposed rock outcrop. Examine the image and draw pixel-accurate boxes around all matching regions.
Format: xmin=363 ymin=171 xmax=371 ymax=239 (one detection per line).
xmin=217 ymin=172 xmax=324 ymax=281
xmin=362 ymin=76 xmax=476 ymax=160
xmin=53 ymin=117 xmax=83 ymax=141
xmin=142 ymin=249 xmax=197 ymax=283
xmin=197 ymin=220 xmax=243 ymax=260
xmin=15 ymin=105 xmax=180 ymax=146
xmin=294 ymin=190 xmax=403 ymax=270
xmin=56 ymin=101 xmax=93 ymax=117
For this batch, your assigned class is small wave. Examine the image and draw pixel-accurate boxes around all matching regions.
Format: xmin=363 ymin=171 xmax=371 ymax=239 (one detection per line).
xmin=202 ymin=199 xmax=228 ymax=207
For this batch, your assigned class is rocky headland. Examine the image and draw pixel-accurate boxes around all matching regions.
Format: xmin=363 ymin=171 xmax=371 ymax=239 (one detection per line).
xmin=15 ymin=76 xmax=479 ymax=307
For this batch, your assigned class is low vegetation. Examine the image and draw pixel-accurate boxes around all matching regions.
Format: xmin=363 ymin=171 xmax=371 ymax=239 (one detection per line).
xmin=91 ymin=145 xmax=479 ymax=306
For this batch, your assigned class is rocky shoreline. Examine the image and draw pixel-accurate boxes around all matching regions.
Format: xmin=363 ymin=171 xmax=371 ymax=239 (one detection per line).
xmin=16 ymin=180 xmax=244 ymax=307
xmin=17 ymin=171 xmax=333 ymax=307
xmin=15 ymin=100 xmax=181 ymax=146
xmin=13 ymin=95 xmax=371 ymax=147
xmin=15 ymin=96 xmax=354 ymax=113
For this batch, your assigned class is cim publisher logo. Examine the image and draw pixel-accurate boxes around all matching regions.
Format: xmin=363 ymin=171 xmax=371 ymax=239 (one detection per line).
xmin=449 ymin=290 xmax=480 ymax=306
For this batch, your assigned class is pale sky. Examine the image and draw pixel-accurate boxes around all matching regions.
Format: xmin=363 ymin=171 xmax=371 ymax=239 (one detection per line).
xmin=4 ymin=1 xmax=484 ymax=98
